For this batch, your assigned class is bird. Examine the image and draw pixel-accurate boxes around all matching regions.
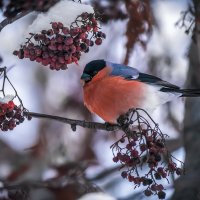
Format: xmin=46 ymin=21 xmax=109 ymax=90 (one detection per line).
xmin=81 ymin=59 xmax=200 ymax=124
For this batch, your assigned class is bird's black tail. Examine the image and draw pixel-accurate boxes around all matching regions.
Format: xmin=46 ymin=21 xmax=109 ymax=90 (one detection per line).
xmin=180 ymin=89 xmax=200 ymax=97
xmin=160 ymin=88 xmax=200 ymax=97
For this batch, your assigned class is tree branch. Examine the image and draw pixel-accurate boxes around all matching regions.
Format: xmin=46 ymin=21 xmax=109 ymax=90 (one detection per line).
xmin=88 ymin=165 xmax=121 ymax=181
xmin=27 ymin=112 xmax=120 ymax=131
xmin=0 ymin=10 xmax=33 ymax=32
xmin=2 ymin=175 xmax=87 ymax=191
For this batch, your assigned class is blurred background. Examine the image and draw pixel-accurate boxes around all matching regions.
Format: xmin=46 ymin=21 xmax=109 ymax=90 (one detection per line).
xmin=0 ymin=0 xmax=199 ymax=199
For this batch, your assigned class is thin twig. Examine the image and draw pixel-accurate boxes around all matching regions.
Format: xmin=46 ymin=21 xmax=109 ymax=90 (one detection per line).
xmin=1 ymin=176 xmax=83 ymax=190
xmin=27 ymin=111 xmax=120 ymax=131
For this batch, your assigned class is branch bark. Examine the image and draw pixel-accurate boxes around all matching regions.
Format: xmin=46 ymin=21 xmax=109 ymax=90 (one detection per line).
xmin=27 ymin=112 xmax=120 ymax=131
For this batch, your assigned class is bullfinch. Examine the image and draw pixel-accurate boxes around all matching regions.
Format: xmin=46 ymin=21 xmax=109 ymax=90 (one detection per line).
xmin=81 ymin=59 xmax=200 ymax=124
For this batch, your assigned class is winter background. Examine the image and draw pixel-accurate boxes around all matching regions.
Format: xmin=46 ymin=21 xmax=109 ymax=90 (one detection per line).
xmin=0 ymin=0 xmax=193 ymax=199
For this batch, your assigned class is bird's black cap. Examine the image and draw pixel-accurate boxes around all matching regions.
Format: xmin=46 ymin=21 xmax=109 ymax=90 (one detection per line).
xmin=81 ymin=59 xmax=106 ymax=82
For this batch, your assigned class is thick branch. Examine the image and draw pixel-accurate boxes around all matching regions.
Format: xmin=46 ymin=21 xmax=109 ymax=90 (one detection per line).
xmin=0 ymin=10 xmax=32 ymax=32
xmin=27 ymin=112 xmax=120 ymax=131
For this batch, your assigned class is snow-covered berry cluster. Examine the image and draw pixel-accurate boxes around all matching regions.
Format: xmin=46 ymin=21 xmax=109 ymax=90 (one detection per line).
xmin=3 ymin=0 xmax=57 ymax=18
xmin=111 ymin=109 xmax=184 ymax=199
xmin=0 ymin=100 xmax=31 ymax=131
xmin=13 ymin=12 xmax=106 ymax=71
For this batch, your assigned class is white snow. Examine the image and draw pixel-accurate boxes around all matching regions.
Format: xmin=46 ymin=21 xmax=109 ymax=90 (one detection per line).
xmin=0 ymin=95 xmax=14 ymax=103
xmin=78 ymin=193 xmax=116 ymax=200
xmin=25 ymin=0 xmax=94 ymax=36
xmin=42 ymin=168 xmax=58 ymax=181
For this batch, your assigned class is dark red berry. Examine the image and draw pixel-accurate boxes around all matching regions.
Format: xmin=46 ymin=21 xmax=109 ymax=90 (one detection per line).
xmin=144 ymin=189 xmax=152 ymax=197
xmin=121 ymin=171 xmax=127 ymax=178
xmin=58 ymin=22 xmax=63 ymax=29
xmin=154 ymin=172 xmax=161 ymax=180
xmin=158 ymin=191 xmax=166 ymax=199
xmin=62 ymin=27 xmax=69 ymax=34
xmin=176 ymin=168 xmax=183 ymax=175
xmin=95 ymin=38 xmax=102 ymax=45
xmin=51 ymin=22 xmax=58 ymax=29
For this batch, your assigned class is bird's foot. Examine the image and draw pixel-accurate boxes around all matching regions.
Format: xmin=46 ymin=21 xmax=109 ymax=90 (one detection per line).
xmin=117 ymin=113 xmax=129 ymax=126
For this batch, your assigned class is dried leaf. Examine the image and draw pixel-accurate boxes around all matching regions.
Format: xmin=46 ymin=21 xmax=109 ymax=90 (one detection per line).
xmin=124 ymin=0 xmax=153 ymax=64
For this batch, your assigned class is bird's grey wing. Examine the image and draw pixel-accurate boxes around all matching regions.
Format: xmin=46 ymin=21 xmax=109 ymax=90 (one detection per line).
xmin=107 ymin=61 xmax=180 ymax=90
xmin=107 ymin=61 xmax=139 ymax=79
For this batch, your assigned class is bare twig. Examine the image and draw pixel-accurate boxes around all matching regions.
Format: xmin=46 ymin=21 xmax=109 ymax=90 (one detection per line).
xmin=0 ymin=10 xmax=32 ymax=32
xmin=27 ymin=111 xmax=120 ymax=131
xmin=1 ymin=176 xmax=86 ymax=191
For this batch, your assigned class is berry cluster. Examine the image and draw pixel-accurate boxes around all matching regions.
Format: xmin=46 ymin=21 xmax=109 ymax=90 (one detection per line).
xmin=0 ymin=101 xmax=31 ymax=131
xmin=13 ymin=12 xmax=106 ymax=71
xmin=3 ymin=0 xmax=57 ymax=18
xmin=111 ymin=109 xmax=184 ymax=199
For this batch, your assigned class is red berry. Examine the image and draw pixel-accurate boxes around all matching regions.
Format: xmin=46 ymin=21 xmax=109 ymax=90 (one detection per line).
xmin=51 ymin=22 xmax=58 ymax=29
xmin=58 ymin=57 xmax=65 ymax=64
xmin=81 ymin=12 xmax=89 ymax=19
xmin=35 ymin=49 xmax=42 ymax=56
xmin=131 ymin=150 xmax=139 ymax=158
xmin=42 ymin=59 xmax=49 ymax=66
xmin=63 ymin=45 xmax=69 ymax=51
xmin=58 ymin=22 xmax=63 ymax=29
xmin=151 ymin=184 xmax=157 ymax=191
xmin=53 ymin=28 xmax=59 ymax=34
xmin=126 ymin=143 xmax=132 ymax=150
xmin=144 ymin=189 xmax=152 ymax=197
xmin=158 ymin=191 xmax=166 ymax=199
xmin=157 ymin=184 xmax=164 ymax=191
xmin=57 ymin=45 xmax=63 ymax=51
xmin=65 ymin=37 xmax=73 ymax=45
xmin=47 ymin=29 xmax=54 ymax=36
xmin=121 ymin=171 xmax=127 ymax=178
xmin=86 ymin=25 xmax=92 ymax=31
xmin=93 ymin=27 xmax=98 ymax=32
xmin=113 ymin=156 xmax=119 ymax=163
xmin=36 ymin=57 xmax=42 ymax=63
xmin=61 ymin=65 xmax=68 ymax=70
xmin=48 ymin=45 xmax=57 ymax=51
xmin=65 ymin=57 xmax=72 ymax=64
xmin=95 ymin=38 xmax=102 ymax=45
xmin=140 ymin=144 xmax=147 ymax=152
xmin=79 ymin=32 xmax=86 ymax=39
xmin=62 ymin=27 xmax=69 ymax=34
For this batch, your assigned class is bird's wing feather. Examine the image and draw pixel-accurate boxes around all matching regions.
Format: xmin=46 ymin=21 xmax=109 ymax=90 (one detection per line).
xmin=137 ymin=73 xmax=180 ymax=89
xmin=107 ymin=61 xmax=180 ymax=90
xmin=107 ymin=61 xmax=139 ymax=79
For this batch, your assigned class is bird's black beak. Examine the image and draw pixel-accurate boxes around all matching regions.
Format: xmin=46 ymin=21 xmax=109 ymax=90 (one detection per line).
xmin=80 ymin=73 xmax=91 ymax=86
xmin=80 ymin=73 xmax=91 ymax=82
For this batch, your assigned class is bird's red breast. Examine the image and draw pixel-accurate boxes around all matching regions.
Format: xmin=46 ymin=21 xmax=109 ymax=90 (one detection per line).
xmin=83 ymin=67 xmax=147 ymax=123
